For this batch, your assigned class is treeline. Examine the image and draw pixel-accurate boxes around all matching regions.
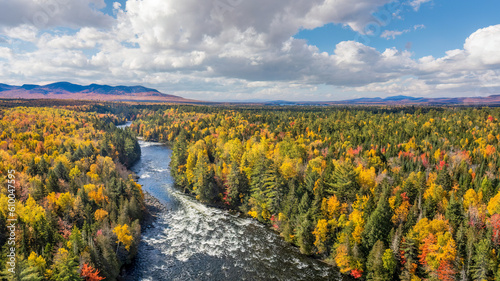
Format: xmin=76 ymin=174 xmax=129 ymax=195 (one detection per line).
xmin=132 ymin=105 xmax=500 ymax=280
xmin=0 ymin=107 xmax=142 ymax=280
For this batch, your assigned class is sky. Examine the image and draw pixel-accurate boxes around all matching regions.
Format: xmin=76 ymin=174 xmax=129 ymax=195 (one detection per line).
xmin=0 ymin=0 xmax=499 ymax=101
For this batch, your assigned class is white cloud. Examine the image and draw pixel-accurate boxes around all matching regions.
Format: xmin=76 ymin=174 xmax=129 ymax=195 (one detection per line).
xmin=0 ymin=0 xmax=113 ymax=29
xmin=464 ymin=25 xmax=500 ymax=66
xmin=38 ymin=27 xmax=108 ymax=49
xmin=381 ymin=24 xmax=425 ymax=39
xmin=1 ymin=25 xmax=38 ymax=42
xmin=409 ymin=0 xmax=432 ymax=11
xmin=381 ymin=30 xmax=404 ymax=40
xmin=0 ymin=47 xmax=13 ymax=59
xmin=0 ymin=0 xmax=499 ymax=101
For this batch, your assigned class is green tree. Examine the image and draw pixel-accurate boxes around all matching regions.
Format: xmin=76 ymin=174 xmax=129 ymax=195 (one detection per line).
xmin=366 ymin=240 xmax=394 ymax=281
xmin=324 ymin=161 xmax=359 ymax=202
xmin=362 ymin=185 xmax=392 ymax=254
xmin=296 ymin=213 xmax=314 ymax=255
xmin=51 ymin=249 xmax=82 ymax=281
xmin=472 ymin=238 xmax=492 ymax=281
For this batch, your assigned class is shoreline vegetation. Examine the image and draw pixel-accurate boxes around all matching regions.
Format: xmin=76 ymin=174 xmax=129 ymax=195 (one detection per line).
xmin=120 ymin=190 xmax=165 ymax=280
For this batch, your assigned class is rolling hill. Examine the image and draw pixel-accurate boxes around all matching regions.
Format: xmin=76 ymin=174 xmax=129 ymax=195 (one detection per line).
xmin=260 ymin=95 xmax=500 ymax=106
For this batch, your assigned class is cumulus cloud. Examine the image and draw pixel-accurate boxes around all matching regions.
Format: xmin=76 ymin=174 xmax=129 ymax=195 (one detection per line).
xmin=1 ymin=25 xmax=38 ymax=42
xmin=464 ymin=25 xmax=500 ymax=66
xmin=0 ymin=0 xmax=113 ymax=29
xmin=0 ymin=0 xmax=499 ymax=100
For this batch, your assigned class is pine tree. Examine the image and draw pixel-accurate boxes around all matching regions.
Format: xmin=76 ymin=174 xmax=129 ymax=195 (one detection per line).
xmin=324 ymin=161 xmax=359 ymax=202
xmin=362 ymin=184 xmax=393 ymax=254
xmin=445 ymin=195 xmax=463 ymax=230
xmin=436 ymin=165 xmax=452 ymax=191
xmin=54 ymin=161 xmax=69 ymax=182
xmin=296 ymin=213 xmax=314 ymax=255
xmin=471 ymin=238 xmax=492 ymax=280
xmin=27 ymin=158 xmax=39 ymax=176
xmin=224 ymin=162 xmax=247 ymax=207
xmin=481 ymin=176 xmax=494 ymax=199
xmin=51 ymin=249 xmax=81 ymax=281
xmin=46 ymin=170 xmax=60 ymax=194
xmin=38 ymin=156 xmax=49 ymax=175
xmin=366 ymin=240 xmax=393 ymax=281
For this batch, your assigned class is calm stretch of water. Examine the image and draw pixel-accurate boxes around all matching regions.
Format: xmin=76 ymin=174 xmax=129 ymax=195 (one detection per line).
xmin=121 ymin=122 xmax=346 ymax=280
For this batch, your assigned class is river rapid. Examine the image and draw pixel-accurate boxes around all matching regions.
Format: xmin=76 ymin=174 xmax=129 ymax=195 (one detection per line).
xmin=120 ymin=122 xmax=347 ymax=280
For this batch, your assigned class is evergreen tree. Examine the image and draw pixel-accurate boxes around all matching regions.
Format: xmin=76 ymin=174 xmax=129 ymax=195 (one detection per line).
xmin=472 ymin=238 xmax=492 ymax=280
xmin=54 ymin=161 xmax=69 ymax=182
xmin=296 ymin=213 xmax=314 ymax=255
xmin=362 ymin=184 xmax=392 ymax=254
xmin=481 ymin=176 xmax=494 ymax=199
xmin=27 ymin=158 xmax=39 ymax=176
xmin=46 ymin=170 xmax=60 ymax=193
xmin=366 ymin=240 xmax=394 ymax=281
xmin=324 ymin=161 xmax=359 ymax=202
xmin=445 ymin=195 xmax=463 ymax=231
xmin=38 ymin=157 xmax=49 ymax=175
xmin=51 ymin=250 xmax=81 ymax=281
xmin=224 ymin=163 xmax=247 ymax=207
xmin=436 ymin=165 xmax=452 ymax=191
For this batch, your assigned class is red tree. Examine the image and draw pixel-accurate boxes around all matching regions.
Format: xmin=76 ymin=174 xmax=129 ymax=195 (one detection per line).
xmin=81 ymin=264 xmax=105 ymax=281
xmin=437 ymin=260 xmax=456 ymax=281
xmin=350 ymin=269 xmax=363 ymax=279
xmin=490 ymin=214 xmax=500 ymax=245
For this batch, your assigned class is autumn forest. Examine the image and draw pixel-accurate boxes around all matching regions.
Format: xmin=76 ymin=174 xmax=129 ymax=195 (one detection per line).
xmin=1 ymin=100 xmax=500 ymax=280
xmin=132 ymin=105 xmax=500 ymax=281
xmin=0 ymin=101 xmax=142 ymax=280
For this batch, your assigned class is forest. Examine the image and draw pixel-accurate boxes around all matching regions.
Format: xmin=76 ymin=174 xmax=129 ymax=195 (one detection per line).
xmin=130 ymin=105 xmax=500 ymax=281
xmin=0 ymin=103 xmax=142 ymax=280
xmin=3 ymin=100 xmax=500 ymax=281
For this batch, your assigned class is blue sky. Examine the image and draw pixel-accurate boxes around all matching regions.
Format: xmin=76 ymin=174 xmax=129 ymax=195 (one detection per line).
xmin=295 ymin=0 xmax=500 ymax=59
xmin=0 ymin=0 xmax=499 ymax=101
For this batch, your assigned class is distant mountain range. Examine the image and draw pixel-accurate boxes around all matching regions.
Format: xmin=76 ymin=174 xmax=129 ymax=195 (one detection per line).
xmin=0 ymin=82 xmax=194 ymax=103
xmin=260 ymin=95 xmax=500 ymax=106
xmin=1 ymin=82 xmax=500 ymax=105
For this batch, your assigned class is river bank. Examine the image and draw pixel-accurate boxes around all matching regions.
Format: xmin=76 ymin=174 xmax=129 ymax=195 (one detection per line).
xmin=119 ymin=190 xmax=167 ymax=280
xmin=141 ymin=191 xmax=168 ymax=229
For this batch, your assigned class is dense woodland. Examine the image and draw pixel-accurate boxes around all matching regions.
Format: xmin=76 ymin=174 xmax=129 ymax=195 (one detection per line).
xmin=3 ymin=101 xmax=500 ymax=281
xmin=0 ymin=105 xmax=142 ymax=280
xmin=131 ymin=105 xmax=500 ymax=281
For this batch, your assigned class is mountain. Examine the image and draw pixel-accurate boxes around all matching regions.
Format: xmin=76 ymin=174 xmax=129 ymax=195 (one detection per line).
xmin=2 ymin=82 xmax=500 ymax=105
xmin=382 ymin=95 xmax=424 ymax=101
xmin=333 ymin=95 xmax=500 ymax=105
xmin=0 ymin=82 xmax=195 ymax=103
xmin=253 ymin=95 xmax=500 ymax=106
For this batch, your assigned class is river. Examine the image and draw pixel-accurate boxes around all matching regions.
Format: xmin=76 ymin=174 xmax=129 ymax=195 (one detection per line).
xmin=119 ymin=123 xmax=347 ymax=280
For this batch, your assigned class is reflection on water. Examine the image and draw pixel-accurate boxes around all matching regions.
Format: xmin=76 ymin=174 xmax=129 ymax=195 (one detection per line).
xmin=129 ymin=141 xmax=347 ymax=281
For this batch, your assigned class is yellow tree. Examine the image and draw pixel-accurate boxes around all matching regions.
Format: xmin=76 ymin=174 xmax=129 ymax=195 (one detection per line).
xmin=488 ymin=191 xmax=500 ymax=215
xmin=18 ymin=196 xmax=45 ymax=225
xmin=313 ymin=219 xmax=328 ymax=253
xmin=321 ymin=195 xmax=342 ymax=220
xmin=94 ymin=209 xmax=109 ymax=221
xmin=113 ymin=224 xmax=133 ymax=251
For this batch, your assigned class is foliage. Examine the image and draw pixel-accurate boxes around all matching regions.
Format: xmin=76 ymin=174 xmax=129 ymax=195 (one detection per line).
xmin=119 ymin=104 xmax=500 ymax=279
xmin=0 ymin=106 xmax=143 ymax=280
